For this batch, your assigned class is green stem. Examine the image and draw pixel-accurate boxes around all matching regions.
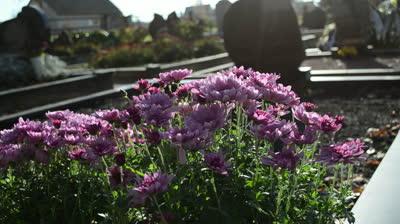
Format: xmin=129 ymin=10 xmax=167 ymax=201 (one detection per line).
xmin=152 ymin=196 xmax=169 ymax=224
xmin=210 ymin=175 xmax=222 ymax=212
xmin=157 ymin=146 xmax=167 ymax=171
xmin=144 ymin=144 xmax=158 ymax=169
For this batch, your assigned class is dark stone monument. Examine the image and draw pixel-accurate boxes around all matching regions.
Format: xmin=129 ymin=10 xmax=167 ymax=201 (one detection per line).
xmin=223 ymin=0 xmax=305 ymax=86
xmin=52 ymin=31 xmax=73 ymax=47
xmin=216 ymin=0 xmax=232 ymax=36
xmin=0 ymin=6 xmax=50 ymax=55
xmin=148 ymin=14 xmax=167 ymax=39
xmin=302 ymin=6 xmax=327 ymax=29
xmin=0 ymin=6 xmax=50 ymax=88
xmin=331 ymin=0 xmax=371 ymax=47
xmin=166 ymin=12 xmax=181 ymax=36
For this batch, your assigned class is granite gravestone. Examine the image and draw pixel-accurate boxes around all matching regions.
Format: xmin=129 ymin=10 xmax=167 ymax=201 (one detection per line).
xmin=0 ymin=6 xmax=50 ymax=88
xmin=167 ymin=12 xmax=181 ymax=36
xmin=215 ymin=0 xmax=232 ymax=36
xmin=0 ymin=6 xmax=50 ymax=55
xmin=331 ymin=0 xmax=371 ymax=47
xmin=302 ymin=6 xmax=327 ymax=29
xmin=149 ymin=14 xmax=167 ymax=39
xmin=223 ymin=0 xmax=305 ymax=85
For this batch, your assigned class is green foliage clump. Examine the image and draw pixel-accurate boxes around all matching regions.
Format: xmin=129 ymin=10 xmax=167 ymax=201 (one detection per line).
xmin=193 ymin=38 xmax=225 ymax=58
xmin=91 ymin=44 xmax=155 ymax=68
xmin=152 ymin=34 xmax=193 ymax=63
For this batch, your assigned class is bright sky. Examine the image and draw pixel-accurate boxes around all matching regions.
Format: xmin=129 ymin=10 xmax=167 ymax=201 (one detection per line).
xmin=0 ymin=0 xmax=319 ymax=23
xmin=112 ymin=0 xmax=236 ymax=22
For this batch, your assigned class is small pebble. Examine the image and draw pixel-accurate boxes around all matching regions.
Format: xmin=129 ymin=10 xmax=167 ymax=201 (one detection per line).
xmin=352 ymin=176 xmax=367 ymax=185
xmin=376 ymin=152 xmax=386 ymax=160
xmin=366 ymin=148 xmax=376 ymax=155
xmin=366 ymin=160 xmax=381 ymax=168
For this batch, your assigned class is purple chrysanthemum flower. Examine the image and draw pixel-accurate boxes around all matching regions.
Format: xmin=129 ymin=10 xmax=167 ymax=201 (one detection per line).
xmin=266 ymin=104 xmax=290 ymax=117
xmin=317 ymin=139 xmax=365 ymax=164
xmin=53 ymin=112 xmax=112 ymax=146
xmin=127 ymin=102 xmax=142 ymax=125
xmin=107 ymin=165 xmax=135 ymax=188
xmin=4 ymin=119 xmax=59 ymax=147
xmin=293 ymin=105 xmax=343 ymax=133
xmin=14 ymin=118 xmax=42 ymax=135
xmin=135 ymin=92 xmax=174 ymax=126
xmin=143 ymin=128 xmax=162 ymax=145
xmin=136 ymin=91 xmax=172 ymax=110
xmin=185 ymin=103 xmax=228 ymax=131
xmin=303 ymin=102 xmax=317 ymax=111
xmin=0 ymin=144 xmax=22 ymax=167
xmin=94 ymin=109 xmax=122 ymax=123
xmin=146 ymin=106 xmax=174 ymax=126
xmin=290 ymin=125 xmax=318 ymax=145
xmin=252 ymin=119 xmax=292 ymax=142
xmin=246 ymin=72 xmax=299 ymax=106
xmin=133 ymin=79 xmax=151 ymax=92
xmin=46 ymin=110 xmax=74 ymax=121
xmin=318 ymin=114 xmax=343 ymax=133
xmin=292 ymin=104 xmax=322 ymax=126
xmin=174 ymin=83 xmax=192 ymax=98
xmin=88 ymin=137 xmax=116 ymax=157
xmin=262 ymin=146 xmax=302 ymax=171
xmin=227 ymin=66 xmax=256 ymax=79
xmin=129 ymin=172 xmax=173 ymax=206
xmin=166 ymin=126 xmax=210 ymax=150
xmin=148 ymin=86 xmax=161 ymax=94
xmin=159 ymin=69 xmax=192 ymax=85
xmin=68 ymin=147 xmax=90 ymax=161
xmin=243 ymin=99 xmax=260 ymax=116
xmin=261 ymin=83 xmax=300 ymax=107
xmin=246 ymin=71 xmax=280 ymax=88
xmin=190 ymin=73 xmax=259 ymax=103
xmin=251 ymin=109 xmax=275 ymax=125
xmin=204 ymin=152 xmax=230 ymax=176
xmin=0 ymin=128 xmax=21 ymax=145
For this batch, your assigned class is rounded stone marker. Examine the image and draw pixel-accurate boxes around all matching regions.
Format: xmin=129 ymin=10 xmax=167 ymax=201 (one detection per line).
xmin=223 ymin=0 xmax=305 ymax=84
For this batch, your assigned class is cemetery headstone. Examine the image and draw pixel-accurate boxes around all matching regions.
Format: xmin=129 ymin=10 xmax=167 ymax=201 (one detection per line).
xmin=167 ymin=12 xmax=180 ymax=36
xmin=215 ymin=0 xmax=232 ymax=36
xmin=149 ymin=14 xmax=167 ymax=39
xmin=331 ymin=0 xmax=371 ymax=47
xmin=223 ymin=0 xmax=305 ymax=86
xmin=302 ymin=6 xmax=327 ymax=29
xmin=0 ymin=6 xmax=50 ymax=55
xmin=0 ymin=6 xmax=50 ymax=88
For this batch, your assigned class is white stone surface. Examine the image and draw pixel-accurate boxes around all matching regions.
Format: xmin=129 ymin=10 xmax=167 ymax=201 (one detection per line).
xmin=352 ymin=132 xmax=400 ymax=224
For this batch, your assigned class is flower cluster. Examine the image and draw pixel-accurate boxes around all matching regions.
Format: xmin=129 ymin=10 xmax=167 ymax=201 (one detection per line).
xmin=190 ymin=72 xmax=259 ymax=103
xmin=0 ymin=67 xmax=366 ymax=223
xmin=0 ymin=110 xmax=121 ymax=167
xmin=292 ymin=103 xmax=344 ymax=133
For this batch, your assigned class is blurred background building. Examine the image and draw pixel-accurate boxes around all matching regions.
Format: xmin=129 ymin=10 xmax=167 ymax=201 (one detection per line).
xmin=28 ymin=0 xmax=128 ymax=33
